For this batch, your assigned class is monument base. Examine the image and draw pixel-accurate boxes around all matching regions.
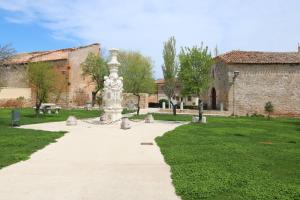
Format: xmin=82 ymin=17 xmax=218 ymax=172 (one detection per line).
xmin=104 ymin=108 xmax=123 ymax=122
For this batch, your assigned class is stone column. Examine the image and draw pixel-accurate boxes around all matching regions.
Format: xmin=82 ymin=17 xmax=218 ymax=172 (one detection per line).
xmin=103 ymin=49 xmax=123 ymax=122
xmin=162 ymin=102 xmax=166 ymax=109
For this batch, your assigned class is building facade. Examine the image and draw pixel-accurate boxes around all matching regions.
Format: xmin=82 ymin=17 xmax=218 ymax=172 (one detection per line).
xmin=0 ymin=44 xmax=100 ymax=107
xmin=153 ymin=49 xmax=300 ymax=116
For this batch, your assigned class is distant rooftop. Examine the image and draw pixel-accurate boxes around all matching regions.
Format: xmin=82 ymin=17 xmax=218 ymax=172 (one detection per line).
xmin=215 ymin=50 xmax=300 ymax=64
xmin=9 ymin=43 xmax=100 ymax=64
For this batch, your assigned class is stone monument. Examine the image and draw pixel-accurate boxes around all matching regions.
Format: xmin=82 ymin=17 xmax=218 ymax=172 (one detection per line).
xmin=103 ymin=49 xmax=123 ymax=122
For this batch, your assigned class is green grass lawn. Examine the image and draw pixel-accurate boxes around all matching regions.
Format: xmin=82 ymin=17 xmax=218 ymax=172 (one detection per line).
xmin=0 ymin=108 xmax=101 ymax=169
xmin=154 ymin=115 xmax=300 ymax=200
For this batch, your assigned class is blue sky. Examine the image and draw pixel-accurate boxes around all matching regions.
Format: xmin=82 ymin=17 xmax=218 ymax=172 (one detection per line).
xmin=0 ymin=0 xmax=300 ymax=78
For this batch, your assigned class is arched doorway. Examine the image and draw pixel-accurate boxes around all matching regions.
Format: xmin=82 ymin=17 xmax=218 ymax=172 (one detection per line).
xmin=211 ymin=88 xmax=217 ymax=110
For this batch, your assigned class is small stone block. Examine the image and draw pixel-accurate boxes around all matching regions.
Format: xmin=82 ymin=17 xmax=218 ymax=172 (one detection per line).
xmin=121 ymin=117 xmax=131 ymax=129
xmin=145 ymin=114 xmax=154 ymax=123
xmin=66 ymin=116 xmax=77 ymax=126
xmin=201 ymin=116 xmax=207 ymax=123
xmin=192 ymin=116 xmax=199 ymax=122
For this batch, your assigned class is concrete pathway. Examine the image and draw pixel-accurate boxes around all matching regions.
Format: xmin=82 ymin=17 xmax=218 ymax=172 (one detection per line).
xmin=0 ymin=119 xmax=183 ymax=200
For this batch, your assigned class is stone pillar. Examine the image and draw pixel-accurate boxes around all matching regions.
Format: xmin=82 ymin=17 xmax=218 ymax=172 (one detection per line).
xmin=195 ymin=97 xmax=199 ymax=106
xmin=162 ymin=102 xmax=166 ymax=109
xmin=180 ymin=102 xmax=184 ymax=111
xmin=220 ymin=102 xmax=224 ymax=111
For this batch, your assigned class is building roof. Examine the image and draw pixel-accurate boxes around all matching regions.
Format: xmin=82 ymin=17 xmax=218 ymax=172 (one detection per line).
xmin=9 ymin=43 xmax=100 ymax=64
xmin=155 ymin=79 xmax=165 ymax=84
xmin=215 ymin=51 xmax=300 ymax=64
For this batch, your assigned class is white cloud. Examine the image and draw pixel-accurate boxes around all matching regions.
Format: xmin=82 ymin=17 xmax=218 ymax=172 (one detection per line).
xmin=0 ymin=0 xmax=300 ymax=78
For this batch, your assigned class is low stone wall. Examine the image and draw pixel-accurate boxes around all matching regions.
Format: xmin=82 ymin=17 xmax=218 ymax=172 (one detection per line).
xmin=0 ymin=87 xmax=31 ymax=99
xmin=122 ymin=93 xmax=148 ymax=109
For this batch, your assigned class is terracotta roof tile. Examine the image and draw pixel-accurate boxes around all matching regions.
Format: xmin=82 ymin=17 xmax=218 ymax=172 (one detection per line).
xmin=215 ymin=51 xmax=300 ymax=64
xmin=9 ymin=43 xmax=99 ymax=64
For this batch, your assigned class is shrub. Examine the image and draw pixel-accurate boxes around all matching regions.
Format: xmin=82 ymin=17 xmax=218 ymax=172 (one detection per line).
xmin=122 ymin=108 xmax=137 ymax=114
xmin=0 ymin=96 xmax=25 ymax=108
xmin=265 ymin=101 xmax=274 ymax=119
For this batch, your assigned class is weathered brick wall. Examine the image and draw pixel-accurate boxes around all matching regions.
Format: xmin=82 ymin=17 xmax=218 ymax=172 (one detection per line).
xmin=228 ymin=64 xmax=300 ymax=116
xmin=68 ymin=44 xmax=100 ymax=106
xmin=0 ymin=64 xmax=27 ymax=88
xmin=122 ymin=93 xmax=148 ymax=109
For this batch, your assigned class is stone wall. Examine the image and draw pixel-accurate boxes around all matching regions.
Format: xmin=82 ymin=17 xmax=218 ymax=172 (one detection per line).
xmin=122 ymin=93 xmax=148 ymax=109
xmin=0 ymin=64 xmax=27 ymax=88
xmin=228 ymin=64 xmax=300 ymax=116
xmin=212 ymin=61 xmax=230 ymax=110
xmin=68 ymin=44 xmax=100 ymax=106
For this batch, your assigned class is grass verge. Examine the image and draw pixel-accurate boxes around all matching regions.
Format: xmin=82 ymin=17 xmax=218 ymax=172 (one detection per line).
xmin=155 ymin=116 xmax=300 ymax=199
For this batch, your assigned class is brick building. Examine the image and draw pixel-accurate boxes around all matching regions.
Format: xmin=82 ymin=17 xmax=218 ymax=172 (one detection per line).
xmin=0 ymin=43 xmax=100 ymax=107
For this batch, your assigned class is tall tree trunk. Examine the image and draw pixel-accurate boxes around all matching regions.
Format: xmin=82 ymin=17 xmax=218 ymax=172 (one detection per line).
xmin=198 ymin=98 xmax=203 ymax=122
xmin=92 ymin=91 xmax=97 ymax=107
xmin=137 ymin=95 xmax=141 ymax=115
xmin=170 ymin=100 xmax=177 ymax=115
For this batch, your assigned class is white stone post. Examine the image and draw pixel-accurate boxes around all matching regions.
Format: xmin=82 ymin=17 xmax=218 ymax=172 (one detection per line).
xmin=162 ymin=102 xmax=166 ymax=109
xmin=180 ymin=102 xmax=184 ymax=111
xmin=195 ymin=97 xmax=199 ymax=106
xmin=220 ymin=102 xmax=224 ymax=111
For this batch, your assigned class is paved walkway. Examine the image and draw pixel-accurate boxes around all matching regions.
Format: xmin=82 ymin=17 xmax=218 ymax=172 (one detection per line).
xmin=0 ymin=119 xmax=183 ymax=200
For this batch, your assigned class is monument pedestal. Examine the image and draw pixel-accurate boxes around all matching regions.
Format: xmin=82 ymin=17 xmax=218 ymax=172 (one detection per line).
xmin=105 ymin=108 xmax=123 ymax=122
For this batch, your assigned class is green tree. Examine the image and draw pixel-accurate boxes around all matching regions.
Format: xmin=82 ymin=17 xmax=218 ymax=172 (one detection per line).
xmin=178 ymin=44 xmax=214 ymax=121
xmin=27 ymin=62 xmax=59 ymax=114
xmin=119 ymin=51 xmax=155 ymax=115
xmin=81 ymin=52 xmax=108 ymax=106
xmin=162 ymin=36 xmax=178 ymax=115
xmin=265 ymin=101 xmax=274 ymax=119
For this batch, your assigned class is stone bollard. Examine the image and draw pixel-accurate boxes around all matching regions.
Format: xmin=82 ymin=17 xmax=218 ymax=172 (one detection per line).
xmin=66 ymin=116 xmax=77 ymax=126
xmin=192 ymin=115 xmax=199 ymax=123
xmin=162 ymin=102 xmax=166 ymax=109
xmin=47 ymin=109 xmax=52 ymax=114
xmin=220 ymin=102 xmax=224 ymax=111
xmin=192 ymin=116 xmax=207 ymax=123
xmin=201 ymin=116 xmax=207 ymax=123
xmin=39 ymin=110 xmax=44 ymax=115
xmin=121 ymin=117 xmax=131 ymax=129
xmin=145 ymin=114 xmax=154 ymax=123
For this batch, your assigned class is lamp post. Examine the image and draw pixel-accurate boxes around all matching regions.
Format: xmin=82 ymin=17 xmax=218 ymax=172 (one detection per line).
xmin=232 ymin=71 xmax=240 ymax=116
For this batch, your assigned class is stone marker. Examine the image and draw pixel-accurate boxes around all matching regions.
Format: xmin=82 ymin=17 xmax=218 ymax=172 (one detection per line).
xmin=192 ymin=115 xmax=207 ymax=123
xmin=39 ymin=110 xmax=44 ymax=115
xmin=66 ymin=116 xmax=77 ymax=126
xmin=145 ymin=114 xmax=154 ymax=123
xmin=162 ymin=102 xmax=166 ymax=109
xmin=201 ymin=116 xmax=207 ymax=123
xmin=121 ymin=117 xmax=131 ymax=129
xmin=47 ymin=109 xmax=52 ymax=114
xmin=220 ymin=102 xmax=224 ymax=111
xmin=192 ymin=116 xmax=199 ymax=123
xmin=180 ymin=102 xmax=184 ymax=111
